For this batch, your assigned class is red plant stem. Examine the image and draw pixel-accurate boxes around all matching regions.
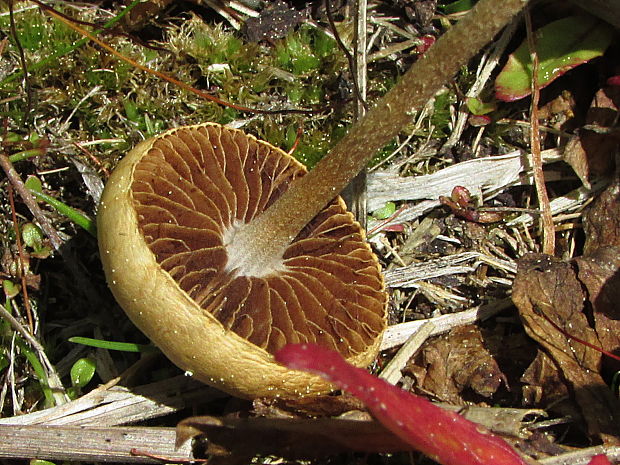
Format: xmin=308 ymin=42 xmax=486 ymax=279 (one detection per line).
xmin=276 ymin=344 xmax=531 ymax=465
xmin=588 ymin=454 xmax=613 ymax=465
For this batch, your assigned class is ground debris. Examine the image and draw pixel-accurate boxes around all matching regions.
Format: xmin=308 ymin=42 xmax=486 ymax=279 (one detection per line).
xmin=406 ymin=324 xmax=506 ymax=405
xmin=513 ymin=252 xmax=620 ymax=445
xmin=563 ymin=86 xmax=620 ymax=188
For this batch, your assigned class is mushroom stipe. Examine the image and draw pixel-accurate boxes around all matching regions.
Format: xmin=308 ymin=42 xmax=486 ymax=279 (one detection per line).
xmin=98 ymin=123 xmax=387 ymax=399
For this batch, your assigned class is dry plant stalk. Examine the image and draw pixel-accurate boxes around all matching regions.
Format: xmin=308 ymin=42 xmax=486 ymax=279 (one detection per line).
xmin=525 ymin=7 xmax=555 ymax=254
xmin=237 ymin=0 xmax=530 ymax=263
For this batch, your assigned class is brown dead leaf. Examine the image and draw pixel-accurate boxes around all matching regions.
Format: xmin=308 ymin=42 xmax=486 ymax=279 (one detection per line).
xmin=583 ymin=179 xmax=620 ymax=255
xmin=243 ymin=0 xmax=303 ymax=42
xmin=521 ymin=350 xmax=570 ymax=406
xmin=575 ymin=246 xmax=620 ymax=366
xmin=513 ymin=254 xmax=620 ymax=444
xmin=579 ymin=178 xmax=620 ymax=368
xmin=520 ymin=350 xmax=575 ymax=422
xmin=563 ymin=86 xmax=620 ymax=187
xmin=538 ymin=90 xmax=577 ymax=131
xmin=408 ymin=325 xmax=506 ymax=404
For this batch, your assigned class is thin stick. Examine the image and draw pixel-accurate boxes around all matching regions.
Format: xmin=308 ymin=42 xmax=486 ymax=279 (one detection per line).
xmin=6 ymin=184 xmax=33 ymax=331
xmin=324 ymin=0 xmax=368 ymax=112
xmin=379 ymin=321 xmax=435 ymax=384
xmin=0 ymin=152 xmax=63 ymax=251
xmin=341 ymin=0 xmax=370 ymax=226
xmin=525 ymin=8 xmax=555 ymax=254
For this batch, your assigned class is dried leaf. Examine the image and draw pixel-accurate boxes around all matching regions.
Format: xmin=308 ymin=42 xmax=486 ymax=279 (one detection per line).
xmin=411 ymin=325 xmax=506 ymax=404
xmin=575 ymin=247 xmax=620 ymax=365
xmin=243 ymin=0 xmax=303 ymax=42
xmin=583 ymin=179 xmax=620 ymax=255
xmin=123 ymin=0 xmax=174 ymax=30
xmin=563 ymin=87 xmax=620 ymax=187
xmin=513 ymin=254 xmax=620 ymax=444
xmin=276 ymin=344 xmax=530 ymax=465
xmin=520 ymin=350 xmax=571 ymax=408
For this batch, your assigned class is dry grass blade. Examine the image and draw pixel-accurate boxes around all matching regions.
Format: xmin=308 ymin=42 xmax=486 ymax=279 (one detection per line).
xmin=0 ymin=304 xmax=68 ymax=406
xmin=0 ymin=424 xmax=194 ymax=463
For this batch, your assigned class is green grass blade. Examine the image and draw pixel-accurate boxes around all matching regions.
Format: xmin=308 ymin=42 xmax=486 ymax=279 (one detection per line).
xmin=29 ymin=189 xmax=97 ymax=237
xmin=69 ymin=336 xmax=155 ymax=353
xmin=15 ymin=338 xmax=55 ymax=407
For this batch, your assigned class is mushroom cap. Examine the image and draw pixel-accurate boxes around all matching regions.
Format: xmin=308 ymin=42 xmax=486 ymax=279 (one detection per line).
xmin=97 ymin=123 xmax=387 ymax=399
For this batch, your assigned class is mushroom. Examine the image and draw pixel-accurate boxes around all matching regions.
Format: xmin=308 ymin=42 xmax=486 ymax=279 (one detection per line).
xmin=97 ymin=0 xmax=527 ymax=398
xmin=98 ymin=123 xmax=387 ymax=399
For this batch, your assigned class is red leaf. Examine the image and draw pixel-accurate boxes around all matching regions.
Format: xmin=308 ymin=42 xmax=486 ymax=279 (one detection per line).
xmin=417 ymin=35 xmax=436 ymax=54
xmin=275 ymin=344 xmax=529 ymax=465
xmin=588 ymin=455 xmax=612 ymax=465
xmin=607 ymin=75 xmax=620 ymax=87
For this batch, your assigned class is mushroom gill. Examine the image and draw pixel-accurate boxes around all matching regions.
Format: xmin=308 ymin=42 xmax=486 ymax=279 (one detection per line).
xmin=98 ymin=122 xmax=387 ymax=399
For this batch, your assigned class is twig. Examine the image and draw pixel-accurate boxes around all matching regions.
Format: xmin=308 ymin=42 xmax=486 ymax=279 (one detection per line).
xmin=0 ymin=375 xmax=222 ymax=427
xmin=379 ymin=321 xmax=435 ymax=384
xmin=341 ymin=0 xmax=370 ymax=225
xmin=6 ymin=184 xmax=33 ymax=330
xmin=324 ymin=0 xmax=368 ymax=112
xmin=540 ymin=446 xmax=620 ymax=465
xmin=525 ymin=7 xmax=555 ymax=254
xmin=380 ymin=298 xmax=513 ymax=350
xmin=0 ymin=152 xmax=63 ymax=251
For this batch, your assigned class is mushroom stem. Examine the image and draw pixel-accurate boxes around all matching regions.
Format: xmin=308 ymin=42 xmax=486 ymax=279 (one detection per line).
xmin=233 ymin=0 xmax=528 ymax=260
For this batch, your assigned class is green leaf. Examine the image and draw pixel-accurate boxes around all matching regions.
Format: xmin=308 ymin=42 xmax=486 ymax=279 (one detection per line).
xmin=495 ymin=16 xmax=614 ymax=102
xmin=29 ymin=189 xmax=97 ymax=237
xmin=372 ymin=202 xmax=397 ymax=220
xmin=15 ymin=338 xmax=56 ymax=407
xmin=442 ymin=0 xmax=477 ymax=14
xmin=21 ymin=223 xmax=44 ymax=251
xmin=3 ymin=280 xmax=21 ymax=299
xmin=123 ymin=100 xmax=140 ymax=122
xmin=466 ymin=97 xmax=496 ymax=116
xmin=25 ymin=175 xmax=43 ymax=193
xmin=30 ymin=460 xmax=56 ymax=465
xmin=70 ymin=358 xmax=96 ymax=388
xmin=69 ymin=336 xmax=155 ymax=353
